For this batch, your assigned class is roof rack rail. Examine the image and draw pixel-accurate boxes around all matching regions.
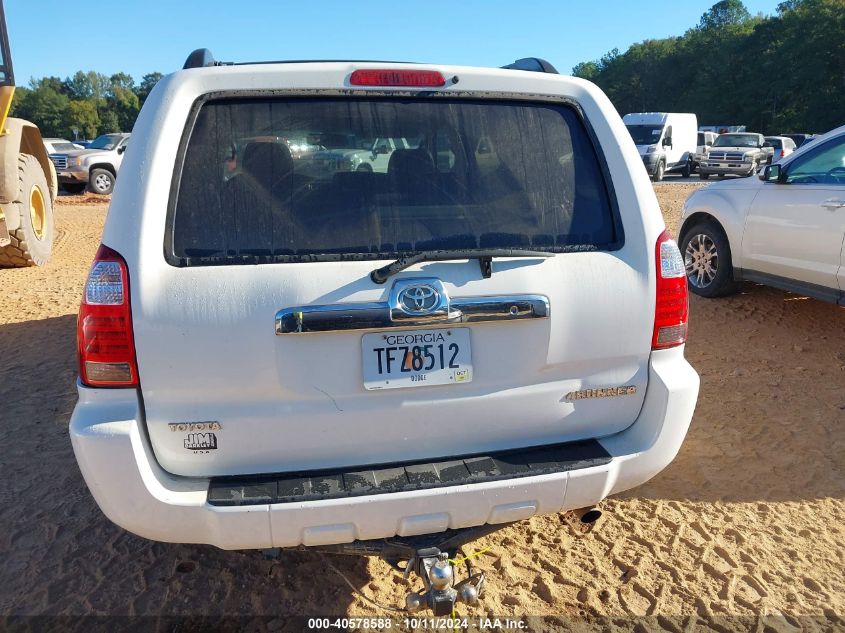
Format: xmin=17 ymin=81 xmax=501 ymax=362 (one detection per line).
xmin=183 ymin=48 xmax=233 ymax=70
xmin=182 ymin=51 xmax=557 ymax=73
xmin=501 ymin=58 xmax=559 ymax=74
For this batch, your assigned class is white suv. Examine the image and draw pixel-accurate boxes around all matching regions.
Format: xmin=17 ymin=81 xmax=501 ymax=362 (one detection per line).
xmin=70 ymin=53 xmax=699 ymax=610
xmin=680 ymin=124 xmax=845 ymax=303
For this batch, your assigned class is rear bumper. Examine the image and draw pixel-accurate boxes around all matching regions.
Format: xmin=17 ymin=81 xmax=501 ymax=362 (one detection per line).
xmin=69 ymin=347 xmax=699 ymax=550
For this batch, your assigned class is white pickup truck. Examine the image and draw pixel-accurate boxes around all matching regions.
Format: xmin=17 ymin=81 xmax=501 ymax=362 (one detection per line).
xmin=70 ymin=52 xmax=699 ymax=613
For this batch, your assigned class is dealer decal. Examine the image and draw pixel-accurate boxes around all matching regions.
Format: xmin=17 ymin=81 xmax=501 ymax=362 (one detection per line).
xmin=184 ymin=432 xmax=218 ymax=451
xmin=168 ymin=422 xmax=222 ymax=453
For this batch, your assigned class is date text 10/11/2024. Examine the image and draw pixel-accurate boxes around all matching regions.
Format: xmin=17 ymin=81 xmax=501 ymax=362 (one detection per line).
xmin=306 ymin=617 xmax=528 ymax=629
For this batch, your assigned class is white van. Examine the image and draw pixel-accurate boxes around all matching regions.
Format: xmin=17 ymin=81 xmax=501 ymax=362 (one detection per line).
xmin=694 ymin=130 xmax=719 ymax=171
xmin=623 ymin=112 xmax=698 ymax=181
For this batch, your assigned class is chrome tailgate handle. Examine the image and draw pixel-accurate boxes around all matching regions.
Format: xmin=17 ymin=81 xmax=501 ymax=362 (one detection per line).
xmin=453 ymin=296 xmax=549 ymax=321
xmin=276 ymin=290 xmax=549 ymax=334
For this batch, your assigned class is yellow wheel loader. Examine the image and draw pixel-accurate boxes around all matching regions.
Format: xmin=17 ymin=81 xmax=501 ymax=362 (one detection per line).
xmin=0 ymin=1 xmax=56 ymax=267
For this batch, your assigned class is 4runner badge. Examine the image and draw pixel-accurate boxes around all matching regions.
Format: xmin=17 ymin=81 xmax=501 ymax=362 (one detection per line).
xmin=565 ymin=385 xmax=637 ymax=401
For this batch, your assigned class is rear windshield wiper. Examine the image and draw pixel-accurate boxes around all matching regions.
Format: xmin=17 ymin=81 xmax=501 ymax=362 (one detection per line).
xmin=370 ymin=249 xmax=554 ymax=284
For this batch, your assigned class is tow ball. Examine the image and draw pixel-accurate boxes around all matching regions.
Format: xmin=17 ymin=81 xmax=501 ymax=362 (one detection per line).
xmin=309 ymin=524 xmax=504 ymax=615
xmin=404 ymin=549 xmax=485 ymax=615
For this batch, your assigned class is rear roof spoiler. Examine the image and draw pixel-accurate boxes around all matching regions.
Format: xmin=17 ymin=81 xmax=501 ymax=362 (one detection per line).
xmin=183 ymin=49 xmax=559 ymax=74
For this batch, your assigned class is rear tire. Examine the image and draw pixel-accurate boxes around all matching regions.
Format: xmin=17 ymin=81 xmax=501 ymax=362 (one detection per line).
xmin=0 ymin=154 xmax=54 ymax=267
xmin=652 ymin=160 xmax=665 ymax=182
xmin=679 ymin=221 xmax=738 ymax=298
xmin=681 ymin=160 xmax=692 ymax=178
xmin=88 ymin=168 xmax=115 ymax=194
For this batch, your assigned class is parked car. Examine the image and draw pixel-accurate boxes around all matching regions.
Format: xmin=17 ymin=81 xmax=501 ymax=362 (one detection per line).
xmin=42 ymin=137 xmax=83 ymax=153
xmin=698 ymin=132 xmax=768 ymax=179
xmin=763 ymin=136 xmax=797 ymax=164
xmin=779 ymin=133 xmax=816 ymax=148
xmin=50 ymin=133 xmax=130 ymax=194
xmin=69 ymin=53 xmax=699 ymax=614
xmin=679 ymin=123 xmax=845 ymax=304
xmin=623 ymin=112 xmax=698 ymax=181
xmin=307 ymin=136 xmax=415 ymax=176
xmin=693 ymin=131 xmax=718 ymax=172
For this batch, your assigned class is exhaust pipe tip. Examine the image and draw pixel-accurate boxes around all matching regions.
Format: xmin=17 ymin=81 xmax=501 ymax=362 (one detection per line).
xmin=575 ymin=507 xmax=603 ymax=524
xmin=565 ymin=506 xmax=603 ymax=535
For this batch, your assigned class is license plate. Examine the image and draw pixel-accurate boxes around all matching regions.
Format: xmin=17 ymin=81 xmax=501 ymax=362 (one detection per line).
xmin=362 ymin=328 xmax=472 ymax=390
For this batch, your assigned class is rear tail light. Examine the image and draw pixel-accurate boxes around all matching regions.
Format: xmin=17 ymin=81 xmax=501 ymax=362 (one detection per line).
xmin=349 ymin=69 xmax=446 ymax=87
xmin=780 ymin=149 xmax=785 ymax=158
xmin=77 ymin=245 xmax=138 ymax=387
xmin=652 ymin=230 xmax=688 ymax=349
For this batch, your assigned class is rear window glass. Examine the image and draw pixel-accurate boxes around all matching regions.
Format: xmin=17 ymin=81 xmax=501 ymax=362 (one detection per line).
xmin=169 ymin=97 xmax=618 ymax=265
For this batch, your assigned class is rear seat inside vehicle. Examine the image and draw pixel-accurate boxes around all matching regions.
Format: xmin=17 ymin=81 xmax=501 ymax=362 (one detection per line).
xmin=220 ymin=141 xmax=299 ymax=255
xmin=290 ymin=148 xmax=474 ymax=253
xmin=220 ymin=140 xmax=583 ymax=256
xmin=387 ymin=148 xmax=437 ymax=204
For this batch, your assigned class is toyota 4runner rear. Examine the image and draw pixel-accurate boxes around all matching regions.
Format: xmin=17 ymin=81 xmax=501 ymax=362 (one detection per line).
xmin=70 ymin=54 xmax=699 ymax=585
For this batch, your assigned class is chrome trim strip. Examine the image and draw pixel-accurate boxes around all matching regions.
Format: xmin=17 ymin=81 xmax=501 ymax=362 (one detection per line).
xmin=454 ymin=295 xmax=550 ymax=321
xmin=275 ymin=294 xmax=550 ymax=334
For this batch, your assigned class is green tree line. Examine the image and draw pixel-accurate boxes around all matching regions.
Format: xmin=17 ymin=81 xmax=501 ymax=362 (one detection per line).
xmin=10 ymin=0 xmax=844 ymax=139
xmin=573 ymin=0 xmax=845 ymax=134
xmin=9 ymin=70 xmax=163 ymax=140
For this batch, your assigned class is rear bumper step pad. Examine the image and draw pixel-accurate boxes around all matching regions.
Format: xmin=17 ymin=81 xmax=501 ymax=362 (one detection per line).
xmin=207 ymin=440 xmax=611 ymax=507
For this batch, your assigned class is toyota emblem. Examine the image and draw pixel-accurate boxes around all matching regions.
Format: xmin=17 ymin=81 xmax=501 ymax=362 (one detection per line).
xmin=398 ymin=284 xmax=440 ymax=314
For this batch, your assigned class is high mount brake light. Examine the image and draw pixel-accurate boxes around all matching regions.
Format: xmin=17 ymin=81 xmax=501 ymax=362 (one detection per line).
xmin=349 ymin=69 xmax=446 ymax=87
xmin=77 ymin=244 xmax=139 ymax=387
xmin=652 ymin=230 xmax=689 ymax=349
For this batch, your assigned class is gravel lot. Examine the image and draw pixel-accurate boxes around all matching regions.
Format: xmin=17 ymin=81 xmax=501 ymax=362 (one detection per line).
xmin=0 ymin=186 xmax=842 ymax=630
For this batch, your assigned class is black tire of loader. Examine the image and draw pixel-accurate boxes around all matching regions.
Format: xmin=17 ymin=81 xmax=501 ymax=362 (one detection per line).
xmin=0 ymin=154 xmax=54 ymax=267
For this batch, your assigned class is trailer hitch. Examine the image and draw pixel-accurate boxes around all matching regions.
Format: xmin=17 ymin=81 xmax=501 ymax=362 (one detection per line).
xmin=306 ymin=523 xmax=508 ymax=614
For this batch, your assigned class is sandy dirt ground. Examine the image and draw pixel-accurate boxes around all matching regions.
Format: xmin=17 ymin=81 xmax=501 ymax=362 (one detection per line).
xmin=0 ymin=186 xmax=843 ymax=630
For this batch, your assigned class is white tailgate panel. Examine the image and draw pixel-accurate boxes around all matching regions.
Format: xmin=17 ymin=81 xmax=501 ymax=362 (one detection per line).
xmin=134 ymin=250 xmax=652 ymax=477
